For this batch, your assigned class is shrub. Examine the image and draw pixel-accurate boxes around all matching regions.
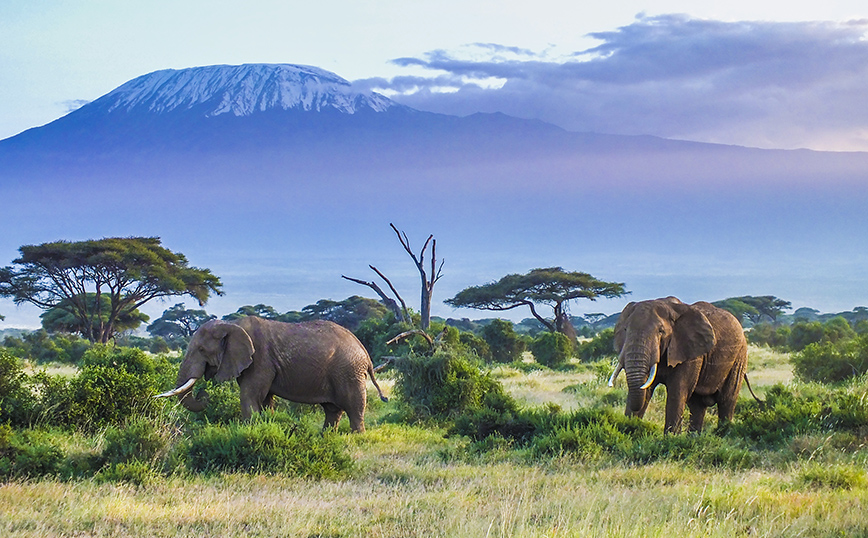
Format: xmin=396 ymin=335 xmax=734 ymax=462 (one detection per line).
xmin=732 ymin=383 xmax=868 ymax=445
xmin=393 ymin=347 xmax=507 ymax=420
xmin=0 ymin=349 xmax=35 ymax=426
xmin=480 ymin=319 xmax=525 ymax=364
xmin=2 ymin=330 xmax=91 ymax=364
xmin=792 ymin=335 xmax=868 ymax=384
xmin=0 ymin=426 xmax=64 ymax=479
xmin=185 ymin=414 xmax=353 ymax=478
xmin=748 ymin=322 xmax=790 ymax=349
xmin=452 ymin=390 xmax=537 ymax=443
xmin=530 ymin=331 xmax=574 ymax=367
xmin=101 ymin=418 xmax=170 ymax=466
xmin=458 ymin=331 xmax=492 ymax=362
xmin=577 ymin=328 xmax=615 ymax=362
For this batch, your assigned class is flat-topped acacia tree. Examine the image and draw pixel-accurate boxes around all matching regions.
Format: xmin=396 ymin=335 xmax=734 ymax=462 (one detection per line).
xmin=445 ymin=267 xmax=627 ymax=335
xmin=0 ymin=237 xmax=222 ymax=343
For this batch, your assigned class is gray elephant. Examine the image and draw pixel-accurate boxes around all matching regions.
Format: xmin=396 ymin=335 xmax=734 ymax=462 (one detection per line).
xmin=155 ymin=317 xmax=388 ymax=432
xmin=608 ymin=297 xmax=747 ymax=433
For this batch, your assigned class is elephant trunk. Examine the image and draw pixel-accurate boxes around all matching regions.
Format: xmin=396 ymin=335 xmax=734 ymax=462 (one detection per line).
xmin=154 ymin=357 xmax=209 ymax=413
xmin=623 ymin=345 xmax=654 ymax=417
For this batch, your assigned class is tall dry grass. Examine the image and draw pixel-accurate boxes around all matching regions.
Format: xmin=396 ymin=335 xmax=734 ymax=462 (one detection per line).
xmin=2 ymin=344 xmax=867 ymax=537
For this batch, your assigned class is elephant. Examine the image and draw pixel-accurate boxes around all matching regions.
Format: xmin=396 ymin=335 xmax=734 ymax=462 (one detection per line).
xmin=608 ymin=297 xmax=747 ymax=433
xmin=155 ymin=316 xmax=388 ymax=432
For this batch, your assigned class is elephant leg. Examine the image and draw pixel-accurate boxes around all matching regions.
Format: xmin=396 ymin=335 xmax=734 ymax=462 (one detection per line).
xmin=686 ymin=399 xmax=708 ymax=432
xmin=716 ymin=354 xmax=747 ymax=428
xmin=238 ymin=380 xmax=270 ymax=420
xmin=321 ymin=403 xmax=344 ymax=431
xmin=664 ymin=360 xmax=703 ymax=434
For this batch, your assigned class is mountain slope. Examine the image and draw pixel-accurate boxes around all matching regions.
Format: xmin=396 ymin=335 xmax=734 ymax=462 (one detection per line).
xmin=1 ymin=63 xmax=867 ymax=327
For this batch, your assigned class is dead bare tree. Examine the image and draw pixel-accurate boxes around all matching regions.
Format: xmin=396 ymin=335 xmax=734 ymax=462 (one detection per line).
xmin=342 ymin=223 xmax=443 ymax=330
xmin=390 ymin=223 xmax=443 ymax=330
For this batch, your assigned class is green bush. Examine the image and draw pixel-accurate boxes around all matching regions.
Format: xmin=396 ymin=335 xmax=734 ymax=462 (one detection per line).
xmin=53 ymin=346 xmax=170 ymax=430
xmin=732 ymin=383 xmax=868 ymax=445
xmin=2 ymin=330 xmax=91 ymax=364
xmin=747 ymin=322 xmax=790 ymax=349
xmin=101 ymin=418 xmax=170 ymax=466
xmin=480 ymin=319 xmax=526 ymax=364
xmin=458 ymin=331 xmax=492 ymax=362
xmin=182 ymin=381 xmax=244 ymax=424
xmin=530 ymin=331 xmax=574 ymax=367
xmin=0 ymin=349 xmax=35 ymax=426
xmin=792 ymin=335 xmax=868 ymax=384
xmin=0 ymin=426 xmax=64 ymax=479
xmin=577 ymin=328 xmax=615 ymax=362
xmin=452 ymin=389 xmax=537 ymax=443
xmin=393 ymin=347 xmax=507 ymax=420
xmin=185 ymin=414 xmax=353 ymax=478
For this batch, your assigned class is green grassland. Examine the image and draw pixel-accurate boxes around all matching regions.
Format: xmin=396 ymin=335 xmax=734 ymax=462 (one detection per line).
xmin=2 ymin=345 xmax=867 ymax=537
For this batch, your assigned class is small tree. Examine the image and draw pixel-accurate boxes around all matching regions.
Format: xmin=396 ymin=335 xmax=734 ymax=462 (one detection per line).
xmin=0 ymin=237 xmax=222 ymax=343
xmin=445 ymin=267 xmax=626 ymax=335
xmin=221 ymin=304 xmax=304 ymax=323
xmin=714 ymin=296 xmax=791 ymax=325
xmin=301 ymin=296 xmax=390 ymax=330
xmin=147 ymin=303 xmax=215 ymax=341
xmin=480 ymin=319 xmax=526 ymax=364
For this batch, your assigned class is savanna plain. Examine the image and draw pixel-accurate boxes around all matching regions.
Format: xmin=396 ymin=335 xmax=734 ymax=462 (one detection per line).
xmin=2 ymin=343 xmax=867 ymax=538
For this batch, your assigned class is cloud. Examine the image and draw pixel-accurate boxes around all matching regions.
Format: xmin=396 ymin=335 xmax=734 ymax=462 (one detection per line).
xmin=61 ymin=99 xmax=91 ymax=113
xmin=358 ymin=15 xmax=868 ymax=151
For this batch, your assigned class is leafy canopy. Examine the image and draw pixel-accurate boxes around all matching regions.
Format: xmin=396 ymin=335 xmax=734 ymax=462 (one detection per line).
xmin=445 ymin=267 xmax=626 ymax=333
xmin=713 ymin=295 xmax=791 ymax=325
xmin=0 ymin=237 xmax=222 ymax=343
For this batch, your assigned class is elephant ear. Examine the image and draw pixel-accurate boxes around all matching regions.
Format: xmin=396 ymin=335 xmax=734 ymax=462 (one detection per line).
xmin=613 ymin=302 xmax=638 ymax=354
xmin=212 ymin=322 xmax=255 ymax=383
xmin=668 ymin=305 xmax=715 ymax=367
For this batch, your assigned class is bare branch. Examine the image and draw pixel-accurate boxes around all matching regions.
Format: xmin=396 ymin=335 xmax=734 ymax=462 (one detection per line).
xmin=386 ymin=329 xmax=434 ymax=348
xmin=369 ymin=265 xmax=410 ymax=320
xmin=341 ymin=274 xmax=407 ymax=323
xmin=374 ymin=357 xmax=399 ymax=372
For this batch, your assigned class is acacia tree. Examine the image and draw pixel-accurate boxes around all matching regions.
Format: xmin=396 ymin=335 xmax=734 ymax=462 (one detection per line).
xmin=147 ymin=303 xmax=216 ymax=340
xmin=713 ymin=295 xmax=791 ymax=325
xmin=445 ymin=267 xmax=626 ymax=335
xmin=0 ymin=237 xmax=222 ymax=343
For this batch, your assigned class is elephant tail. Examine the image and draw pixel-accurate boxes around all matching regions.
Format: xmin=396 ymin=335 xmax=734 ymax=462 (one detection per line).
xmin=368 ymin=363 xmax=389 ymax=402
xmin=743 ymin=373 xmax=764 ymax=406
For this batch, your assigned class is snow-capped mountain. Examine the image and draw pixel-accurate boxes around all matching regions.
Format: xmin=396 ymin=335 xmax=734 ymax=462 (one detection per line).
xmin=1 ymin=62 xmax=867 ymax=329
xmin=93 ymin=64 xmax=397 ymax=117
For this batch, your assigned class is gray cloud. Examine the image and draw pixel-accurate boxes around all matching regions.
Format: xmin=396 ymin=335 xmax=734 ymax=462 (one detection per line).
xmin=358 ymin=15 xmax=868 ymax=150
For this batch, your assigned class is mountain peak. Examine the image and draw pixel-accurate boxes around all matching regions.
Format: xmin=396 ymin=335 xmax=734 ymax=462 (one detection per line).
xmin=91 ymin=63 xmax=396 ymax=117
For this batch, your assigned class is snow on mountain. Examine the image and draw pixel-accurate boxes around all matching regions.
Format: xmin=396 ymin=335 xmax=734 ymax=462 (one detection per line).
xmin=94 ymin=64 xmax=396 ymax=117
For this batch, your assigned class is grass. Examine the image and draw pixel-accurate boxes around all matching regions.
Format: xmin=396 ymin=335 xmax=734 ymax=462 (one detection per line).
xmin=2 ymin=345 xmax=867 ymax=537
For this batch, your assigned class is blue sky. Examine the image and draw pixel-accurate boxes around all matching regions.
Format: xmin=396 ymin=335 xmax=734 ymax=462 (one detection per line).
xmin=2 ymin=1 xmax=867 ymax=149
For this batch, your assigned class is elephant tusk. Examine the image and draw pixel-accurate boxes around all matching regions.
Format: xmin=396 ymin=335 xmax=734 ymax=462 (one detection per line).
xmin=607 ymin=363 xmax=623 ymax=387
xmin=154 ymin=377 xmax=199 ymax=399
xmin=640 ymin=363 xmax=658 ymax=390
